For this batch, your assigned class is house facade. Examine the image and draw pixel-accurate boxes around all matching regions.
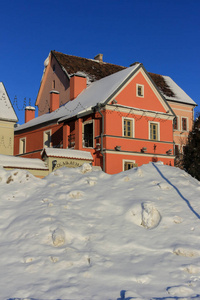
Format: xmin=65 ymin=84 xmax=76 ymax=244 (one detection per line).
xmin=0 ymin=82 xmax=18 ymax=155
xmin=14 ymin=52 xmax=196 ymax=174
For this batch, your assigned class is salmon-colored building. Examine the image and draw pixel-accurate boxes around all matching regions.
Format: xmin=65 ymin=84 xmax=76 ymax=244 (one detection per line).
xmin=14 ymin=51 xmax=196 ymax=174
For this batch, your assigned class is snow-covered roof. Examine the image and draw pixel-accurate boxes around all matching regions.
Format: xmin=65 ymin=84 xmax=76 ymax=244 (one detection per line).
xmin=15 ymin=61 xmax=196 ymax=133
xmin=161 ymin=76 xmax=197 ymax=105
xmin=0 ymin=154 xmax=48 ymax=170
xmin=41 ymin=148 xmax=93 ymax=160
xmin=0 ymin=82 xmax=18 ymax=122
xmin=15 ymin=64 xmax=141 ymax=131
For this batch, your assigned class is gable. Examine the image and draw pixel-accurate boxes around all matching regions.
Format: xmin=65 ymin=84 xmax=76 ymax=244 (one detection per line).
xmin=0 ymin=82 xmax=18 ymax=122
xmin=112 ymin=68 xmax=173 ymax=114
xmin=35 ymin=53 xmax=70 ymax=114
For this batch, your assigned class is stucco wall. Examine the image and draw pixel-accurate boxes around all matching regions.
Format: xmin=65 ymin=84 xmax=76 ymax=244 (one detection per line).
xmin=37 ymin=55 xmax=70 ymax=116
xmin=169 ymin=101 xmax=194 ymax=152
xmin=0 ymin=121 xmax=15 ymax=155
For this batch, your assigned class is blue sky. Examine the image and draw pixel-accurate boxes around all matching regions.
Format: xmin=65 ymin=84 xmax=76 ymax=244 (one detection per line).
xmin=1 ymin=0 xmax=200 ymax=124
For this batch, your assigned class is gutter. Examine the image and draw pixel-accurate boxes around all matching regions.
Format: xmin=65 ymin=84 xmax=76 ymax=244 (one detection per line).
xmin=94 ymin=103 xmax=105 ymax=172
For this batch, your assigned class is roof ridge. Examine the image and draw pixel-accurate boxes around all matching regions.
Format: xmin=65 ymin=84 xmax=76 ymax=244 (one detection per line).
xmin=52 ymin=50 xmax=126 ymax=69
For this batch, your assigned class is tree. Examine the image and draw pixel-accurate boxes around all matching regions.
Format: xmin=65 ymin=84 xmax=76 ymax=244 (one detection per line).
xmin=183 ymin=114 xmax=200 ymax=181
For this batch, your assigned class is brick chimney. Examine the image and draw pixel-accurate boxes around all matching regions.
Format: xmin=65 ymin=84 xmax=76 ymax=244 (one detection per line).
xmin=25 ymin=106 xmax=35 ymax=123
xmin=94 ymin=53 xmax=103 ymax=63
xmin=70 ymin=74 xmax=87 ymax=101
xmin=50 ymin=90 xmax=60 ymax=112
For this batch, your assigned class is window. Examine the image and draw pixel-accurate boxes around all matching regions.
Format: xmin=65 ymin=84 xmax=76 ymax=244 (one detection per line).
xmin=83 ymin=121 xmax=93 ymax=148
xmin=173 ymin=116 xmax=178 ymax=130
xmin=123 ymin=118 xmax=134 ymax=137
xmin=136 ymin=84 xmax=144 ymax=97
xmin=19 ymin=138 xmax=26 ymax=154
xmin=53 ymin=64 xmax=55 ymax=72
xmin=174 ymin=144 xmax=179 ymax=156
xmin=182 ymin=145 xmax=186 ymax=154
xmin=182 ymin=117 xmax=188 ymax=131
xmin=149 ymin=122 xmax=159 ymax=141
xmin=123 ymin=160 xmax=137 ymax=171
xmin=44 ymin=130 xmax=51 ymax=148
xmin=52 ymin=80 xmax=55 ymax=89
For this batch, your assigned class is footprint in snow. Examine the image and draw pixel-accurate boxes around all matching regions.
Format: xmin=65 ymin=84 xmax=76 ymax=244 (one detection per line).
xmin=67 ymin=190 xmax=84 ymax=199
xmin=158 ymin=182 xmax=172 ymax=190
xmin=167 ymin=285 xmax=194 ymax=297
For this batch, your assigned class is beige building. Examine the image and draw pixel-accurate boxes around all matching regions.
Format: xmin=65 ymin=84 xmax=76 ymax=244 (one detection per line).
xmin=0 ymin=82 xmax=18 ymax=155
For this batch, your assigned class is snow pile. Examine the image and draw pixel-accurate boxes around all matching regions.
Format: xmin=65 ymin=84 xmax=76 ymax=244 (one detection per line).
xmin=0 ymin=162 xmax=200 ymax=299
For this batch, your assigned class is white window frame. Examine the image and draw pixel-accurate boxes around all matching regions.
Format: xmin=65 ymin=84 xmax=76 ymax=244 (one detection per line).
xmin=173 ymin=116 xmax=179 ymax=131
xmin=82 ymin=120 xmax=94 ymax=148
xmin=123 ymin=159 xmax=136 ymax=171
xmin=136 ymin=84 xmax=144 ymax=98
xmin=122 ymin=117 xmax=134 ymax=138
xmin=149 ymin=121 xmax=160 ymax=141
xmin=19 ymin=137 xmax=26 ymax=154
xmin=181 ymin=117 xmax=188 ymax=131
xmin=43 ymin=130 xmax=51 ymax=148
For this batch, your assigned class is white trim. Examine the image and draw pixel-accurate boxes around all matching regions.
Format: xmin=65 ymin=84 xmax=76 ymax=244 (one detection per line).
xmin=140 ymin=69 xmax=171 ymax=113
xmin=105 ymin=150 xmax=175 ymax=159
xmin=19 ymin=137 xmax=26 ymax=154
xmin=107 ymin=68 xmax=141 ymax=103
xmin=82 ymin=119 xmax=94 ymax=148
xmin=181 ymin=116 xmax=189 ymax=131
xmin=43 ymin=129 xmax=52 ymax=148
xmin=148 ymin=121 xmax=160 ymax=141
xmin=105 ymin=104 xmax=174 ymax=120
xmin=123 ymin=159 xmax=136 ymax=171
xmin=136 ymin=84 xmax=144 ymax=98
xmin=122 ymin=117 xmax=134 ymax=138
xmin=106 ymin=68 xmax=173 ymax=115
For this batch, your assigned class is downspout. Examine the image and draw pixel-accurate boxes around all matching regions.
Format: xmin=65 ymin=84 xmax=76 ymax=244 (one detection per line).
xmin=96 ymin=103 xmax=105 ymax=172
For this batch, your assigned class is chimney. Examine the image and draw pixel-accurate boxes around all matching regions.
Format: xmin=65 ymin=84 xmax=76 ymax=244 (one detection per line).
xmin=94 ymin=53 xmax=103 ymax=63
xmin=25 ymin=106 xmax=35 ymax=123
xmin=50 ymin=90 xmax=60 ymax=112
xmin=70 ymin=74 xmax=87 ymax=101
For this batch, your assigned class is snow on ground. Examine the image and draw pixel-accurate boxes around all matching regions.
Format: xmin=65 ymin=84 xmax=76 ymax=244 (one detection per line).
xmin=0 ymin=162 xmax=200 ymax=300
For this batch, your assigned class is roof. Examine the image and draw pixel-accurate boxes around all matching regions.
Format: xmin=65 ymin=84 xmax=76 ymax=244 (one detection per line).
xmin=52 ymin=51 xmax=126 ymax=82
xmin=41 ymin=148 xmax=93 ymax=160
xmin=0 ymin=82 xmax=18 ymax=122
xmin=52 ymin=51 xmax=196 ymax=105
xmin=15 ymin=63 xmax=143 ymax=131
xmin=15 ymin=54 xmax=196 ymax=132
xmin=0 ymin=154 xmax=48 ymax=170
xmin=161 ymin=76 xmax=196 ymax=105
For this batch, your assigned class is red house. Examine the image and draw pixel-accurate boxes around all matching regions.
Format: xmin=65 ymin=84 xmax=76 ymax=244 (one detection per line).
xmin=14 ymin=51 xmax=196 ymax=174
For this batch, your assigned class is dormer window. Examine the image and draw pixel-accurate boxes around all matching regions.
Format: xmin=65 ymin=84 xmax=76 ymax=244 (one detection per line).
xmin=136 ymin=84 xmax=144 ymax=97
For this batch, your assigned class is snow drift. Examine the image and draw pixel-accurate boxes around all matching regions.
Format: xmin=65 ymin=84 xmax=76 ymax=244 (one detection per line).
xmin=0 ymin=163 xmax=200 ymax=299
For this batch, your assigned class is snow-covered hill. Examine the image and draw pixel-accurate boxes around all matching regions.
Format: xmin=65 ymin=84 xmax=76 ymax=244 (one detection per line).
xmin=0 ymin=162 xmax=200 ymax=300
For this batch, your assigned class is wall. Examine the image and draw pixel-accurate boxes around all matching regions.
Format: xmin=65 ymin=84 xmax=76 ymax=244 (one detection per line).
xmin=14 ymin=123 xmax=63 ymax=158
xmin=169 ymin=101 xmax=194 ymax=153
xmin=4 ymin=167 xmax=49 ymax=178
xmin=0 ymin=120 xmax=15 ymax=155
xmin=37 ymin=54 xmax=70 ymax=116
